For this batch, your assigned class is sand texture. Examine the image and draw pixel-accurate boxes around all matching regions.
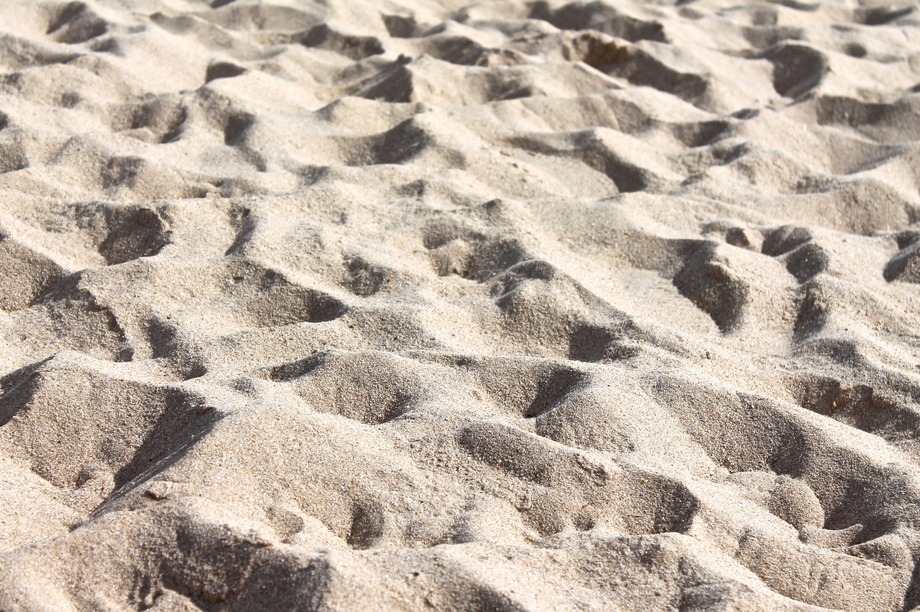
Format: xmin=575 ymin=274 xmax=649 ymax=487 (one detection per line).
xmin=1 ymin=0 xmax=920 ymax=609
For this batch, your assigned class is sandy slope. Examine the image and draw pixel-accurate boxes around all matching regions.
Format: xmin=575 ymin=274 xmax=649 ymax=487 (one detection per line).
xmin=1 ymin=0 xmax=920 ymax=609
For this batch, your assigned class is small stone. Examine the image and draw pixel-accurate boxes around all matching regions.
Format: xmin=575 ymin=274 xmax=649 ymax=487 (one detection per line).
xmin=145 ymin=481 xmax=173 ymax=500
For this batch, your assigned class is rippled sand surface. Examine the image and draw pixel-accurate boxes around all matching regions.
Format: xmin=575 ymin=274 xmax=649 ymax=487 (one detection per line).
xmin=2 ymin=0 xmax=920 ymax=609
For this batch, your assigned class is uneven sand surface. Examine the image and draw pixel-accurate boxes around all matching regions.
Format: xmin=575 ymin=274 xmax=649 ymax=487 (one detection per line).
xmin=1 ymin=0 xmax=920 ymax=609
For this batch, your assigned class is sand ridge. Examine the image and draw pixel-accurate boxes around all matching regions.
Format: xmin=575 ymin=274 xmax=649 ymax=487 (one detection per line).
xmin=1 ymin=0 xmax=920 ymax=609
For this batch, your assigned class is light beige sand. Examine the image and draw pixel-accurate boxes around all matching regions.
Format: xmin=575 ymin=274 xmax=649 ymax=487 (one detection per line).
xmin=1 ymin=0 xmax=920 ymax=609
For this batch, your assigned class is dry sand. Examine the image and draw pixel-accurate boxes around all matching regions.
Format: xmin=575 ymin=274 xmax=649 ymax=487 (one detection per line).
xmin=1 ymin=0 xmax=920 ymax=609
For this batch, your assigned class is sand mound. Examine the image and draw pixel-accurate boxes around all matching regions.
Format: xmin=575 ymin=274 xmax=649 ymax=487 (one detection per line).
xmin=2 ymin=0 xmax=920 ymax=609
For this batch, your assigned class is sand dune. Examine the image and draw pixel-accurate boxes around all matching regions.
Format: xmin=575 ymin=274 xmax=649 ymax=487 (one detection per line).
xmin=1 ymin=0 xmax=920 ymax=609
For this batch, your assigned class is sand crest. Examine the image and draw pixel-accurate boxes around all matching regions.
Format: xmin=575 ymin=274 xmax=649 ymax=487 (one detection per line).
xmin=1 ymin=0 xmax=920 ymax=609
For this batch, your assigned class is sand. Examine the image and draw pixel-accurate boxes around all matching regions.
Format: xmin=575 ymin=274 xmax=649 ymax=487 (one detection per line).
xmin=0 ymin=0 xmax=919 ymax=609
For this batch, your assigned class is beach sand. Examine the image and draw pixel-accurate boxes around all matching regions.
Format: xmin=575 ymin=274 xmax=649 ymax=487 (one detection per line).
xmin=1 ymin=0 xmax=920 ymax=609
